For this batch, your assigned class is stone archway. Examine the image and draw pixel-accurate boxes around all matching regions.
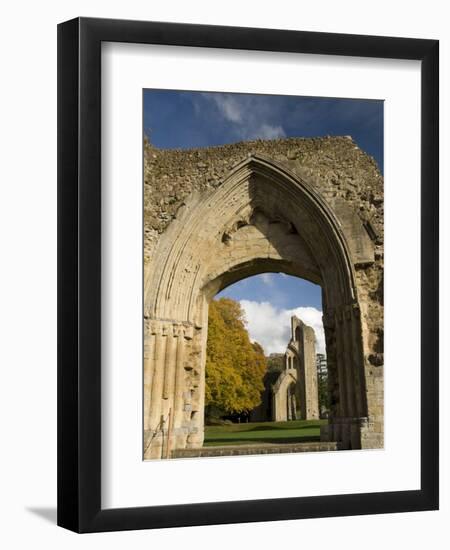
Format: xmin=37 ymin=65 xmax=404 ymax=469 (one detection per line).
xmin=272 ymin=370 xmax=297 ymax=422
xmin=144 ymin=149 xmax=383 ymax=459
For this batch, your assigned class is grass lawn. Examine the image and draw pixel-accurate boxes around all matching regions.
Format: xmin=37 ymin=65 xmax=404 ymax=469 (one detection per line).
xmin=203 ymin=419 xmax=327 ymax=447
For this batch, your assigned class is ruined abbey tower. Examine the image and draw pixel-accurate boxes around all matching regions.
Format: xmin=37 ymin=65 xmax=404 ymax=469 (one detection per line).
xmin=271 ymin=316 xmax=320 ymax=423
xmin=143 ymin=136 xmax=384 ymax=459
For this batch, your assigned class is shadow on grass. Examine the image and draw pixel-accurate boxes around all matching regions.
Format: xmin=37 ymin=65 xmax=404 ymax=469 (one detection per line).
xmin=243 ymin=423 xmax=324 ymax=432
xmin=204 ymin=435 xmax=321 ymax=446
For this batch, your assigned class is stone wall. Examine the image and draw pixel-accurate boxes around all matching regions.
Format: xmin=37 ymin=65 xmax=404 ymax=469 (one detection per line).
xmin=144 ymin=136 xmax=383 ymax=265
xmin=143 ymin=136 xmax=384 ymax=458
xmin=291 ymin=317 xmax=320 ymax=421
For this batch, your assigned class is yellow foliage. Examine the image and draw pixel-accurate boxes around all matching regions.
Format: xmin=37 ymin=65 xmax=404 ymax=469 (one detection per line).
xmin=205 ymin=298 xmax=267 ymax=415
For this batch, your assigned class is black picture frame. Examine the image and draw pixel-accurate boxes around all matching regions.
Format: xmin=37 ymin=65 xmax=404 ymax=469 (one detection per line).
xmin=57 ymin=17 xmax=439 ymax=533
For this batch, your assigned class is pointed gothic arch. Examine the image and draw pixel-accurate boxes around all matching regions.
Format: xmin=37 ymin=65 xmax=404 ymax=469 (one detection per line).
xmin=272 ymin=370 xmax=298 ymax=422
xmin=143 ymin=153 xmax=381 ymax=459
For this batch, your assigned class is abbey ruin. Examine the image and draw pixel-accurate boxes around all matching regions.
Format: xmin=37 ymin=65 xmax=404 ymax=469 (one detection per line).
xmin=272 ymin=316 xmax=320 ymax=423
xmin=143 ymin=136 xmax=384 ymax=460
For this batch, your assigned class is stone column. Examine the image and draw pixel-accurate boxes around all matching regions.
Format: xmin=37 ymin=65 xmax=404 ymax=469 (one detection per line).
xmin=320 ymin=303 xmax=380 ymax=450
xmin=143 ymin=322 xmax=154 ymax=433
xmin=291 ymin=393 xmax=297 ymax=420
xmin=287 ymin=389 xmax=292 ymax=420
xmin=302 ymin=325 xmax=319 ymax=420
xmin=172 ymin=324 xmax=187 ymax=449
xmin=144 ymin=319 xmax=201 ymax=459
xmin=144 ymin=321 xmax=167 ymax=459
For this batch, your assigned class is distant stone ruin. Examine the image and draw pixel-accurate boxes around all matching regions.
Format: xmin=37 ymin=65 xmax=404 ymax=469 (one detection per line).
xmin=272 ymin=316 xmax=319 ymax=422
xmin=143 ymin=136 xmax=384 ymax=459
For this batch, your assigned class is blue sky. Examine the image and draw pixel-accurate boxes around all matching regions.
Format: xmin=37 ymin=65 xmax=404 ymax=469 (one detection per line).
xmin=144 ymin=90 xmax=383 ymax=354
xmin=217 ymin=274 xmax=325 ymax=355
xmin=217 ymin=273 xmax=321 ymax=310
xmin=143 ymin=89 xmax=384 ymax=172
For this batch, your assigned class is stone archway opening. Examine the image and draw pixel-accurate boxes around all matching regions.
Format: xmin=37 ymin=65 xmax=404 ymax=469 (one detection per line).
xmin=144 ymin=152 xmax=383 ymax=459
xmin=205 ymin=271 xmax=324 ymax=428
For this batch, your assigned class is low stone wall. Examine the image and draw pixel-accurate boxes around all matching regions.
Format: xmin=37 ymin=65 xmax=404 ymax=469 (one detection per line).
xmin=171 ymin=441 xmax=339 ymax=458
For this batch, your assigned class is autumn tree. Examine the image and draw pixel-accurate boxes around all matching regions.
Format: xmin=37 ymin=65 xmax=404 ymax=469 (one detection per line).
xmin=205 ymin=298 xmax=267 ymax=418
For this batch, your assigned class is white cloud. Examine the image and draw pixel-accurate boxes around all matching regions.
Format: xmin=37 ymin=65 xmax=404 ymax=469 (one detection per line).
xmin=200 ymin=93 xmax=286 ymax=141
xmin=240 ymin=300 xmax=325 ymax=356
xmin=202 ymin=93 xmax=243 ymax=123
xmin=251 ymin=123 xmax=286 ymax=140
xmin=259 ymin=273 xmax=274 ymax=286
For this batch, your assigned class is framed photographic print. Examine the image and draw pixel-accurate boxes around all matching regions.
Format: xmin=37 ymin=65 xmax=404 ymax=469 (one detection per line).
xmin=57 ymin=17 xmax=439 ymax=532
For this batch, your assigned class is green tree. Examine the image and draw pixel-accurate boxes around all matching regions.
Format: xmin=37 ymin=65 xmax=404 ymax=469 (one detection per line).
xmin=318 ymin=374 xmax=330 ymax=417
xmin=267 ymin=353 xmax=285 ymax=373
xmin=205 ymin=298 xmax=267 ymax=417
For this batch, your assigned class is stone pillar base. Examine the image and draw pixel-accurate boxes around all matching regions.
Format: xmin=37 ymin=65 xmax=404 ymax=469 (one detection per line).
xmin=144 ymin=427 xmax=204 ymax=459
xmin=320 ymin=417 xmax=383 ymax=450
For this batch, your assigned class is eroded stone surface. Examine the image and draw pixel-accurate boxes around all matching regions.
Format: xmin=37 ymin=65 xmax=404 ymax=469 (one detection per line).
xmin=143 ymin=136 xmax=384 ymax=459
xmin=272 ymin=316 xmax=319 ymax=422
xmin=172 ymin=441 xmax=338 ymax=459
